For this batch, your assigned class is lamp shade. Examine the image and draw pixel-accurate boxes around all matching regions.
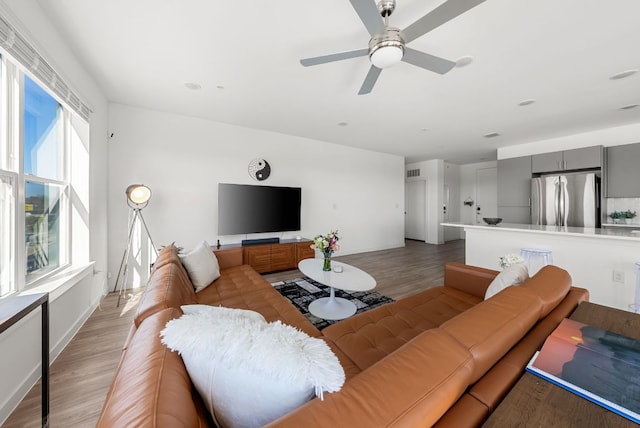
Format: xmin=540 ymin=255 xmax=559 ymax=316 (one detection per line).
xmin=126 ymin=184 xmax=152 ymax=207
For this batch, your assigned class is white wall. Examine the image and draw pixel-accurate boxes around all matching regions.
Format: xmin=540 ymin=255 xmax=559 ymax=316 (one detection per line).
xmin=498 ymin=122 xmax=640 ymax=159
xmin=405 ymin=159 xmax=445 ymax=244
xmin=0 ymin=1 xmax=109 ymax=424
xmin=107 ymin=104 xmax=406 ymax=289
xmin=458 ymin=161 xmax=498 ymax=226
xmin=444 ymin=163 xmax=461 ymax=241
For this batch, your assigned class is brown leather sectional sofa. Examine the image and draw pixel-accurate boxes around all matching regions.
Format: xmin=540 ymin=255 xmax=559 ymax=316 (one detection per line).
xmin=97 ymin=244 xmax=589 ymax=427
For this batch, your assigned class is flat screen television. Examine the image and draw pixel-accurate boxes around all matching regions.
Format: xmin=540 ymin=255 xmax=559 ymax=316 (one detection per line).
xmin=218 ymin=183 xmax=301 ymax=235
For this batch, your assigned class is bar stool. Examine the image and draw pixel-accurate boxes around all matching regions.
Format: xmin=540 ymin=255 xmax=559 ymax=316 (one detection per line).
xmin=520 ymin=248 xmax=553 ymax=275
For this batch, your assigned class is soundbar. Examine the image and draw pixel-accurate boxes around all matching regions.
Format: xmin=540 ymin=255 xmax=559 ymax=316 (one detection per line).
xmin=241 ymin=237 xmax=280 ymax=246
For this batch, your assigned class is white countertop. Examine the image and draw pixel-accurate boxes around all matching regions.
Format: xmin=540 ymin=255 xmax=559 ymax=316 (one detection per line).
xmin=441 ymin=221 xmax=640 ymax=241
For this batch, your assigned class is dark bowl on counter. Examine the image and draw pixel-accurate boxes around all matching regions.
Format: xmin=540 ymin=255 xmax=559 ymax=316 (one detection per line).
xmin=483 ymin=217 xmax=503 ymax=225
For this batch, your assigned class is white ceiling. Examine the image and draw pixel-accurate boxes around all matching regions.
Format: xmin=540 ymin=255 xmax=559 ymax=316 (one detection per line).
xmin=36 ymin=0 xmax=640 ymax=164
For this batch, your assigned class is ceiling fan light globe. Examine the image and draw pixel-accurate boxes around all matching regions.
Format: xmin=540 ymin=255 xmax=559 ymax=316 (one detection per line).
xmin=370 ymin=44 xmax=403 ymax=68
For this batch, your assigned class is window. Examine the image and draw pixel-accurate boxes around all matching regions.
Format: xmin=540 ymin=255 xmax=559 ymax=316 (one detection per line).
xmin=25 ymin=181 xmax=65 ymax=280
xmin=22 ymin=75 xmax=67 ymax=282
xmin=24 ymin=75 xmax=62 ymax=180
xmin=0 ymin=54 xmax=76 ymax=295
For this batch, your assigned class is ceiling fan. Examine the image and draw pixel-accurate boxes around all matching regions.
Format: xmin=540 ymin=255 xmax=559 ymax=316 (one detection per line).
xmin=300 ymin=0 xmax=486 ymax=95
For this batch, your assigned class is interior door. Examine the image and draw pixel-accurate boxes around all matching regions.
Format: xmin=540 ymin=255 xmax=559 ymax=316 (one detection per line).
xmin=476 ymin=168 xmax=498 ymax=224
xmin=405 ymin=180 xmax=426 ymax=241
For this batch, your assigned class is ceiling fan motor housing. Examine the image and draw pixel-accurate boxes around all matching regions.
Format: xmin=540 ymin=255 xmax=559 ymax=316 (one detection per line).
xmin=369 ymin=27 xmax=404 ymax=68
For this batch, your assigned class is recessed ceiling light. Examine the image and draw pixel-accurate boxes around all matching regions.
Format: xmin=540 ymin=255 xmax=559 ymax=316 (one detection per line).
xmin=337 ymin=122 xmax=348 ymax=126
xmin=620 ymin=104 xmax=639 ymax=110
xmin=518 ymin=99 xmax=536 ymax=106
xmin=184 ymin=82 xmax=202 ymax=90
xmin=483 ymin=132 xmax=500 ymax=138
xmin=455 ymin=56 xmax=474 ymax=68
xmin=609 ymin=69 xmax=638 ymax=80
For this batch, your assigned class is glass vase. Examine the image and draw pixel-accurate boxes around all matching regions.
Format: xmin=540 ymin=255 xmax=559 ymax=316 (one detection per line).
xmin=322 ymin=253 xmax=332 ymax=271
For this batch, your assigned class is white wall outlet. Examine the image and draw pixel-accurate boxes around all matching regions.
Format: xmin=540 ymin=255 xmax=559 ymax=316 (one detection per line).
xmin=612 ymin=270 xmax=625 ymax=283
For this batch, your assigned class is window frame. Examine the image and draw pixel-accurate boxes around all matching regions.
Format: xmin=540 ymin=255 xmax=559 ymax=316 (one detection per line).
xmin=0 ymin=53 xmax=73 ymax=295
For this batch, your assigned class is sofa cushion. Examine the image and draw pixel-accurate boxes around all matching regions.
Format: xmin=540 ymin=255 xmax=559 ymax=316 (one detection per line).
xmin=134 ymin=262 xmax=197 ymax=327
xmin=521 ymin=264 xmax=572 ymax=317
xmin=322 ymin=285 xmax=482 ymax=370
xmin=97 ymin=308 xmax=211 ymax=428
xmin=267 ymin=328 xmax=475 ymax=428
xmin=440 ymin=285 xmax=543 ymax=383
xmin=179 ymin=241 xmax=221 ymax=292
xmin=196 ymin=265 xmax=321 ymax=338
xmin=161 ymin=311 xmax=345 ymax=428
xmin=152 ymin=243 xmax=184 ymax=271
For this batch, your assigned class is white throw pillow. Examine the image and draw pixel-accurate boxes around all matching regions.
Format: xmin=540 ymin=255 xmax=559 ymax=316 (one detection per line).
xmin=161 ymin=311 xmax=345 ymax=428
xmin=179 ymin=241 xmax=220 ymax=292
xmin=180 ymin=304 xmax=267 ymax=324
xmin=484 ymin=263 xmax=529 ymax=300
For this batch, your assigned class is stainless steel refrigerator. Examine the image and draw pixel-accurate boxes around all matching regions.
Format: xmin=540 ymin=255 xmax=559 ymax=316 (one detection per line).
xmin=531 ymin=172 xmax=599 ymax=227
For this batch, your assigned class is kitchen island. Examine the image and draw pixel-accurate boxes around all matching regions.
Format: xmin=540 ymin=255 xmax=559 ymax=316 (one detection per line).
xmin=442 ymin=222 xmax=640 ymax=312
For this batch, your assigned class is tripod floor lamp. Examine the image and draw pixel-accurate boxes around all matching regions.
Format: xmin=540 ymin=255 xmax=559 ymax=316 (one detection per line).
xmin=114 ymin=184 xmax=158 ymax=306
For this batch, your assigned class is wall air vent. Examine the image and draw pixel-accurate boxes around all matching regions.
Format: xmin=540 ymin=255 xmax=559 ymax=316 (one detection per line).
xmin=407 ymin=168 xmax=420 ymax=178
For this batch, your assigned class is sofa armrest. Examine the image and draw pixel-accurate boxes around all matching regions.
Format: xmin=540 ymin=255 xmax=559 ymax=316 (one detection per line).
xmin=214 ymin=247 xmax=243 ymax=269
xmin=444 ymin=262 xmax=499 ymax=299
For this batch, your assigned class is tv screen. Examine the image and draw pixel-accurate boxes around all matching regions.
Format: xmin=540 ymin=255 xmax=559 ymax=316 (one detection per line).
xmin=218 ymin=183 xmax=301 ymax=235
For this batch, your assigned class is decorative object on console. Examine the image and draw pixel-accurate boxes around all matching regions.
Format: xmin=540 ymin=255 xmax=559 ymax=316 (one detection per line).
xmin=161 ymin=309 xmax=345 ymax=428
xmin=311 ymin=230 xmax=340 ymax=271
xmin=272 ymin=276 xmax=394 ymax=330
xmin=113 ymin=184 xmax=158 ymax=307
xmin=248 ymin=158 xmax=271 ymax=181
xmin=179 ymin=241 xmax=221 ymax=292
xmin=483 ymin=217 xmax=503 ymax=225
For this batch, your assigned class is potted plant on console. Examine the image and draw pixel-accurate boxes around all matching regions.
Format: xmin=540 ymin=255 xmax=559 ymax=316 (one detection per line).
xmin=623 ymin=210 xmax=637 ymax=224
xmin=609 ymin=211 xmax=624 ymax=224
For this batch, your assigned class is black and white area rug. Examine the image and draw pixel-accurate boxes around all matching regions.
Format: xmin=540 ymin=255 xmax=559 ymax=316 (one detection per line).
xmin=272 ymin=277 xmax=394 ymax=330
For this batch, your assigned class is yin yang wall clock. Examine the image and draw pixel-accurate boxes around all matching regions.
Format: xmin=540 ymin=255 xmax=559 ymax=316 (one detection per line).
xmin=248 ymin=158 xmax=271 ymax=181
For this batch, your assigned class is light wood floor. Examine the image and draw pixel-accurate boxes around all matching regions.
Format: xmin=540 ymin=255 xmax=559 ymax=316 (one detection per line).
xmin=3 ymin=239 xmax=464 ymax=427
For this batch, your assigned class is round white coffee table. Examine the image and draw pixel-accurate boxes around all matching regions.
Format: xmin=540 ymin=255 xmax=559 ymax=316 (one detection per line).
xmin=298 ymin=258 xmax=376 ymax=320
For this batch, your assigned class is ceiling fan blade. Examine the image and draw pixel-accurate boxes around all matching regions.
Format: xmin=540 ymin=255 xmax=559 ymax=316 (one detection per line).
xmin=358 ymin=66 xmax=382 ymax=95
xmin=349 ymin=0 xmax=385 ymax=36
xmin=300 ymin=49 xmax=369 ymax=67
xmin=401 ymin=0 xmax=486 ymax=44
xmin=402 ymin=47 xmax=456 ymax=74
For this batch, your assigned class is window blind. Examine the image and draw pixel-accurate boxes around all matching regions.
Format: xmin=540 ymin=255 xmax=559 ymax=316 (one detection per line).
xmin=0 ymin=14 xmax=92 ymax=121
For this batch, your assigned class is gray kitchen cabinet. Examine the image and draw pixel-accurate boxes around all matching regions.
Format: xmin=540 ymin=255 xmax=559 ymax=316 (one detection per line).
xmin=531 ymin=151 xmax=562 ymax=173
xmin=497 ymin=156 xmax=531 ymax=223
xmin=531 ymin=146 xmax=602 ymax=173
xmin=498 ymin=156 xmax=531 ymax=206
xmin=563 ymin=146 xmax=603 ymax=170
xmin=606 ymin=143 xmax=640 ymax=197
